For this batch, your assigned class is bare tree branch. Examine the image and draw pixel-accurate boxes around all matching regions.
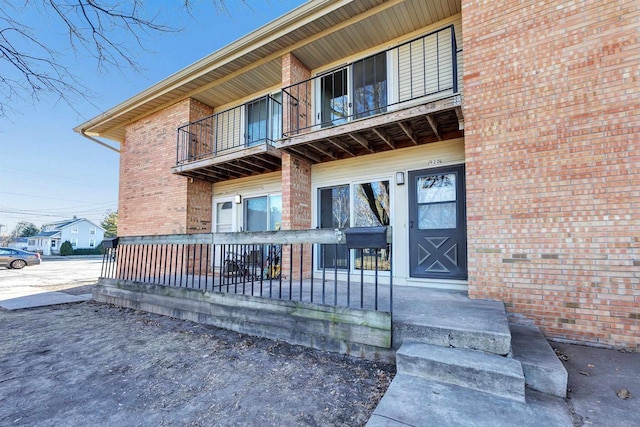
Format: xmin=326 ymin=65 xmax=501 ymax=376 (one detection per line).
xmin=0 ymin=0 xmax=212 ymax=118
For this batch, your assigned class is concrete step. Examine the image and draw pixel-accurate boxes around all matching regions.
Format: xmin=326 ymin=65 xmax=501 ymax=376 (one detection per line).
xmin=392 ymin=289 xmax=512 ymax=355
xmin=366 ymin=374 xmax=572 ymax=427
xmin=396 ymin=341 xmax=525 ymax=402
xmin=510 ymin=323 xmax=568 ymax=398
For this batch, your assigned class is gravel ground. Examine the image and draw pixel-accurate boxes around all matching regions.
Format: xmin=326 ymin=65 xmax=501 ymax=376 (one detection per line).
xmin=0 ymin=300 xmax=394 ymax=426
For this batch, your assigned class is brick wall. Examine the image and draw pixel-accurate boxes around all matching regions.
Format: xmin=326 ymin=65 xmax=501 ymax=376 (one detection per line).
xmin=119 ymin=98 xmax=214 ymax=236
xmin=462 ymin=0 xmax=639 ymax=349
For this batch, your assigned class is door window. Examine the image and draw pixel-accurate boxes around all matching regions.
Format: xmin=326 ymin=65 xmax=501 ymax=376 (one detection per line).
xmin=416 ymin=173 xmax=457 ymax=229
xmin=216 ymin=201 xmax=233 ymax=233
xmin=354 ymin=180 xmax=391 ymax=271
xmin=354 ymin=180 xmax=390 ymax=227
xmin=319 ymin=68 xmax=349 ymax=128
xmin=246 ymin=97 xmax=268 ymax=146
xmin=270 ymin=92 xmax=282 ymax=141
xmin=318 ymin=185 xmax=350 ymax=269
xmin=353 ymin=52 xmax=387 ymax=119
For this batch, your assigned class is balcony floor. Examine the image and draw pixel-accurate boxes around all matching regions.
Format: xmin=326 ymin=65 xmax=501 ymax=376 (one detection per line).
xmin=277 ymin=95 xmax=464 ymax=164
xmin=172 ymin=143 xmax=282 ymax=183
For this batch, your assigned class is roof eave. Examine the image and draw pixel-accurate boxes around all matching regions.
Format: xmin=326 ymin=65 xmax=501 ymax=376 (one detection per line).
xmin=73 ymin=0 xmax=342 ymax=139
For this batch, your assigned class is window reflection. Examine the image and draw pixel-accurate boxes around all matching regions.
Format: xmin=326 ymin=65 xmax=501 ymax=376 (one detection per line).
xmin=417 ymin=173 xmax=457 ymax=229
xmin=354 ymin=180 xmax=390 ymax=271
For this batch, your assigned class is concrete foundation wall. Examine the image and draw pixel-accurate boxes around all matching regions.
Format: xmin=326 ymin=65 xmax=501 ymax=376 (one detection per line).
xmin=94 ymin=279 xmax=393 ymax=362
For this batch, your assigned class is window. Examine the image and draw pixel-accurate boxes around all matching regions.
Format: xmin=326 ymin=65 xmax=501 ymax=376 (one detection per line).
xmin=244 ymin=195 xmax=282 ymax=232
xmin=71 ymin=239 xmax=78 ymax=248
xmin=51 ymin=240 xmax=56 ymax=248
xmin=89 ymin=239 xmax=95 ymax=248
xmin=71 ymin=226 xmax=79 ymax=234
xmin=90 ymin=228 xmax=96 ymax=235
xmin=317 ymin=51 xmax=388 ymax=127
xmin=28 ymin=239 xmax=36 ymax=246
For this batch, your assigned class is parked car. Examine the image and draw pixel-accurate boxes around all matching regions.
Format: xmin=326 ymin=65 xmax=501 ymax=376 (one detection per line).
xmin=0 ymin=247 xmax=41 ymax=269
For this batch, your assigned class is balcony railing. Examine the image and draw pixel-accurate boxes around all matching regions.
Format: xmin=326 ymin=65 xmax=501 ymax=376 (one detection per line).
xmin=176 ymin=94 xmax=282 ymax=165
xmin=282 ymin=25 xmax=460 ymax=136
xmin=101 ymin=228 xmax=392 ymax=313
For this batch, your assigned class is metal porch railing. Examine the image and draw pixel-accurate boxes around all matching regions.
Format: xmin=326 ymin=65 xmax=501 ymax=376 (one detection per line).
xmin=282 ymin=25 xmax=460 ymax=136
xmin=101 ymin=228 xmax=392 ymax=312
xmin=176 ymin=94 xmax=282 ymax=165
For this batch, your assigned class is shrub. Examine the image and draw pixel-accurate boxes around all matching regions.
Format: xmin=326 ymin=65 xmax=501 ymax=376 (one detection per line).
xmin=59 ymin=241 xmax=74 ymax=256
xmin=72 ymin=247 xmax=104 ymax=255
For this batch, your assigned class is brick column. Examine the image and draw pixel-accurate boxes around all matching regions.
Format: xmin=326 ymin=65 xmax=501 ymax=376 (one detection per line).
xmin=281 ymin=152 xmax=312 ymax=279
xmin=280 ymin=53 xmax=314 ymax=279
xmin=282 ymin=52 xmax=312 ymax=135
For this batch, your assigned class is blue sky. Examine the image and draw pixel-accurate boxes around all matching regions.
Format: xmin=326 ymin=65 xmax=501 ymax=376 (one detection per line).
xmin=0 ymin=0 xmax=304 ymax=236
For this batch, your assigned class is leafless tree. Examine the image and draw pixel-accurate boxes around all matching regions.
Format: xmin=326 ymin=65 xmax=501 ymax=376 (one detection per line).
xmin=0 ymin=0 xmax=238 ymax=117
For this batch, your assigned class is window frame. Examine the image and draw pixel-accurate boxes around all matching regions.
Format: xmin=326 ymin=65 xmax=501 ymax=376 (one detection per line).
xmin=243 ymin=193 xmax=282 ymax=232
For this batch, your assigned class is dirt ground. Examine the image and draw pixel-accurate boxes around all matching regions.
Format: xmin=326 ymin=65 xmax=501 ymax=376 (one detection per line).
xmin=0 ymin=295 xmax=394 ymax=426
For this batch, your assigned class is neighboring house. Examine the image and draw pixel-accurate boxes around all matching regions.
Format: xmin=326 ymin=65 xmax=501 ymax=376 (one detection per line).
xmin=7 ymin=237 xmax=29 ymax=251
xmin=74 ymin=0 xmax=638 ymax=350
xmin=28 ymin=218 xmax=105 ymax=256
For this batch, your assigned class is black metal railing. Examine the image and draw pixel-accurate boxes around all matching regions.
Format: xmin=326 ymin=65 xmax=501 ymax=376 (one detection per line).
xmin=282 ymin=25 xmax=460 ymax=136
xmin=176 ymin=94 xmax=282 ymax=165
xmin=101 ymin=229 xmax=392 ymax=312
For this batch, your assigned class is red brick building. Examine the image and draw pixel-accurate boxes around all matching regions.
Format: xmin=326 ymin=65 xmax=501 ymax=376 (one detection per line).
xmin=76 ymin=0 xmax=639 ymax=350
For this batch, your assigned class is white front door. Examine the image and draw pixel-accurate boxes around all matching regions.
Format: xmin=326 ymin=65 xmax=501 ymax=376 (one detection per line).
xmin=213 ymin=197 xmax=236 ymax=233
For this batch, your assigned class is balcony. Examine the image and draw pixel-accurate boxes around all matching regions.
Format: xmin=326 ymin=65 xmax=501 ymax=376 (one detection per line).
xmin=173 ymin=95 xmax=283 ymax=182
xmin=173 ymin=25 xmax=463 ymax=181
xmin=278 ymin=25 xmax=464 ymax=163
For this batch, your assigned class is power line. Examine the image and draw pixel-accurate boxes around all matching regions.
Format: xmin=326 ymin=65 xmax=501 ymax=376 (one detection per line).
xmin=0 ymin=202 xmax=115 ymax=213
xmin=0 ymin=191 xmax=117 ymax=204
xmin=0 ymin=165 xmax=116 ymax=188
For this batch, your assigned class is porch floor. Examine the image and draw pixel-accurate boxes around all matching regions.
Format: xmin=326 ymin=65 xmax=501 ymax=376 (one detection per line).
xmin=159 ymin=274 xmax=509 ymax=352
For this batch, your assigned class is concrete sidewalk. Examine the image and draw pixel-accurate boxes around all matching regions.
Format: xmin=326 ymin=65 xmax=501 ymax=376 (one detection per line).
xmin=0 ymin=286 xmax=91 ymax=310
xmin=553 ymin=342 xmax=639 ymax=427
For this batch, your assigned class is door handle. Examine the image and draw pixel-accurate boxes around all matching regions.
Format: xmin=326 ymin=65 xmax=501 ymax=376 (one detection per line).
xmin=410 ymin=220 xmax=414 ymax=229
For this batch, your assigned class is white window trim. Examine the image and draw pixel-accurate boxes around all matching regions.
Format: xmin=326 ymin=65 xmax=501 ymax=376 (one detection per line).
xmin=242 ymin=193 xmax=282 ymax=232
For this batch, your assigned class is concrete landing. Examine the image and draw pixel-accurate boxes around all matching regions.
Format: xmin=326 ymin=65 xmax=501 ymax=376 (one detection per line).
xmin=0 ymin=286 xmax=91 ymax=310
xmin=367 ymin=374 xmax=573 ymax=427
xmin=510 ymin=323 xmax=568 ymax=397
xmin=397 ymin=341 xmax=525 ymax=402
xmin=392 ymin=287 xmax=512 ymax=355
